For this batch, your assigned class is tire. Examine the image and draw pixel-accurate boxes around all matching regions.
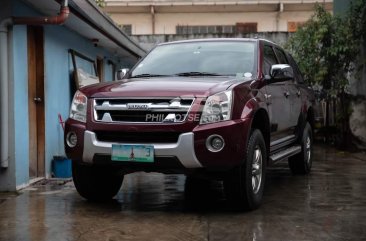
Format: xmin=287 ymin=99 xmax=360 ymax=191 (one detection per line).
xmin=224 ymin=129 xmax=267 ymax=211
xmin=288 ymin=122 xmax=313 ymax=175
xmin=72 ymin=162 xmax=124 ymax=202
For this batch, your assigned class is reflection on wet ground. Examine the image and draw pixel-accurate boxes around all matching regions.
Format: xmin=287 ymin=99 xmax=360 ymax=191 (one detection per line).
xmin=0 ymin=145 xmax=366 ymax=241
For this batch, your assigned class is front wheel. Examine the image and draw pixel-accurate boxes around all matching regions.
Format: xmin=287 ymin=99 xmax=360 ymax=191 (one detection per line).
xmin=224 ymin=129 xmax=267 ymax=211
xmin=72 ymin=162 xmax=124 ymax=202
xmin=288 ymin=122 xmax=313 ymax=174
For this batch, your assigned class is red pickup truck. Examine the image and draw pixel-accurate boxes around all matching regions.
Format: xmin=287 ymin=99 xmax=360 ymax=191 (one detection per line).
xmin=65 ymin=38 xmax=315 ymax=210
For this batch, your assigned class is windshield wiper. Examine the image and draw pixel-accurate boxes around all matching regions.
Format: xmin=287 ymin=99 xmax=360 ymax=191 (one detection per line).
xmin=130 ymin=74 xmax=171 ymax=78
xmin=174 ymin=72 xmax=222 ymax=77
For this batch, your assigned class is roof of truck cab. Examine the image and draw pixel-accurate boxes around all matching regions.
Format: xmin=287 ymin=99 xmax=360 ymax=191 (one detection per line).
xmin=157 ymin=38 xmax=277 ymax=46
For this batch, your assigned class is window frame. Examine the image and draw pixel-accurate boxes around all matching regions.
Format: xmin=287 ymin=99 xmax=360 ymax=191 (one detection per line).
xmin=286 ymin=53 xmax=305 ymax=84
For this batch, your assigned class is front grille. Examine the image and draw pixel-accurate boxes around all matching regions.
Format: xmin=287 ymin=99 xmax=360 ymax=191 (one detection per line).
xmin=95 ymin=131 xmax=181 ymax=143
xmin=93 ymin=97 xmax=194 ymax=123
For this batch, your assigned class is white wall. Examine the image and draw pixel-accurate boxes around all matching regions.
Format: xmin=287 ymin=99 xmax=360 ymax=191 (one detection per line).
xmin=111 ymin=11 xmax=314 ymax=35
xmin=111 ymin=13 xmax=153 ymax=35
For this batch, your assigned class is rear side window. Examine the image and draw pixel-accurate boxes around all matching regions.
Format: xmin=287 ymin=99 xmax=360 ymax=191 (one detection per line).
xmin=274 ymin=48 xmax=288 ymax=64
xmin=263 ymin=45 xmax=278 ymax=75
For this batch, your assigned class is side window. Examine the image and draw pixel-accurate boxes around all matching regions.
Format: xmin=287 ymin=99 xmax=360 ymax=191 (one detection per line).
xmin=263 ymin=45 xmax=278 ymax=75
xmin=274 ymin=48 xmax=288 ymax=64
xmin=287 ymin=54 xmax=304 ymax=84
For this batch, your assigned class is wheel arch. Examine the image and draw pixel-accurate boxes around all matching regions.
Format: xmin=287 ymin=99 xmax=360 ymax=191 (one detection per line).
xmin=250 ymin=108 xmax=270 ymax=161
xmin=296 ymin=105 xmax=315 ymax=142
xmin=306 ymin=107 xmax=315 ymax=132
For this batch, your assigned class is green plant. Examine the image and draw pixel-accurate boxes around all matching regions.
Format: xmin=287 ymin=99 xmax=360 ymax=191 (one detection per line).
xmin=95 ymin=0 xmax=105 ymax=8
xmin=285 ymin=1 xmax=366 ymax=148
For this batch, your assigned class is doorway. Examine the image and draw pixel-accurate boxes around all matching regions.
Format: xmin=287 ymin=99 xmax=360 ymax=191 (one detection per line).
xmin=97 ymin=57 xmax=104 ymax=82
xmin=27 ymin=26 xmax=45 ymax=178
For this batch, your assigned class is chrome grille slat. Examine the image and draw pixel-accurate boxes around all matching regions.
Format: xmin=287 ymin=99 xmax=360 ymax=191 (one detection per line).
xmin=95 ymin=103 xmax=191 ymax=111
xmin=93 ymin=97 xmax=194 ymax=123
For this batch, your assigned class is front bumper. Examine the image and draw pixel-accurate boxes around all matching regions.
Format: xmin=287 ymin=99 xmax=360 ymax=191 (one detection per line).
xmin=65 ymin=118 xmax=251 ymax=170
xmin=82 ymin=131 xmax=202 ymax=168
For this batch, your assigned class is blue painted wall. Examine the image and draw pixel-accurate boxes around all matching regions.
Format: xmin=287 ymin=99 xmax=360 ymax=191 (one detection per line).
xmin=10 ymin=0 xmax=133 ymax=188
xmin=11 ymin=24 xmax=30 ymax=187
xmin=43 ymin=26 xmax=122 ymax=178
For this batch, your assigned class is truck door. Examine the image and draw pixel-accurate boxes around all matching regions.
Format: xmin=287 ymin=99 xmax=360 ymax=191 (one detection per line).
xmin=262 ymin=44 xmax=293 ymax=144
xmin=273 ymin=47 xmax=302 ymax=132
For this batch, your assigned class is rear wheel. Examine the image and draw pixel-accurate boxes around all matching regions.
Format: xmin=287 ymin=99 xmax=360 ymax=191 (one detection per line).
xmin=72 ymin=162 xmax=124 ymax=202
xmin=288 ymin=122 xmax=313 ymax=174
xmin=224 ymin=129 xmax=266 ymax=211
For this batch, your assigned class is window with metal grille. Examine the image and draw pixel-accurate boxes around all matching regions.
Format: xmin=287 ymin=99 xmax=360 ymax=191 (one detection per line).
xmin=235 ymin=23 xmax=258 ymax=34
xmin=120 ymin=24 xmax=132 ymax=35
xmin=176 ymin=25 xmax=237 ymax=34
xmin=287 ymin=22 xmax=305 ymax=32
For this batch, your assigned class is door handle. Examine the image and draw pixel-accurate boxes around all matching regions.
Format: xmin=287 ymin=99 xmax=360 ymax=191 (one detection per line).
xmin=284 ymin=91 xmax=290 ymax=98
xmin=33 ymin=97 xmax=42 ymax=103
xmin=264 ymin=94 xmax=272 ymax=105
xmin=296 ymin=90 xmax=301 ymax=97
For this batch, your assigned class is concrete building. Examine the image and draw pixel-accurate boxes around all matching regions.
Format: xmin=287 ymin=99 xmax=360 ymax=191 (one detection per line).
xmin=104 ymin=0 xmax=333 ymax=35
xmin=0 ymin=0 xmax=145 ymax=191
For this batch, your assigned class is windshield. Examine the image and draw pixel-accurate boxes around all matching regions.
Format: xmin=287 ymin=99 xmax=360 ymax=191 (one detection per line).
xmin=130 ymin=41 xmax=257 ymax=78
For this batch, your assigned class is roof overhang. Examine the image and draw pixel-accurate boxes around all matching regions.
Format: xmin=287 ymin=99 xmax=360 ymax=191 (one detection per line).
xmin=20 ymin=0 xmax=146 ymax=58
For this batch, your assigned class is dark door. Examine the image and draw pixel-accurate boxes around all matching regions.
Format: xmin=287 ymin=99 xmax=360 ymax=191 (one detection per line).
xmin=273 ymin=47 xmax=302 ymax=130
xmin=287 ymin=53 xmax=306 ymax=129
xmin=262 ymin=44 xmax=293 ymax=144
xmin=97 ymin=57 xmax=104 ymax=82
xmin=28 ymin=26 xmax=45 ymax=178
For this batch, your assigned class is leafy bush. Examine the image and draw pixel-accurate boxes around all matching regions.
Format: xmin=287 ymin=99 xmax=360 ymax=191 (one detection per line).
xmin=285 ymin=1 xmax=366 ymax=147
xmin=95 ymin=0 xmax=105 ymax=8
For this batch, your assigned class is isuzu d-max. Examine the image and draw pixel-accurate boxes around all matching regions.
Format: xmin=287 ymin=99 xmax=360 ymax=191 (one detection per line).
xmin=65 ymin=38 xmax=315 ymax=210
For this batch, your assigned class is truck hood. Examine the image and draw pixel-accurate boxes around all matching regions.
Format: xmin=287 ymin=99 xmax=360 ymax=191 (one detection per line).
xmin=81 ymin=77 xmax=250 ymax=98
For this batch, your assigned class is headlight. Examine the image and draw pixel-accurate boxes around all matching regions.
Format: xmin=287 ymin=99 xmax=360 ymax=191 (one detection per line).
xmin=69 ymin=90 xmax=87 ymax=123
xmin=200 ymin=90 xmax=233 ymax=124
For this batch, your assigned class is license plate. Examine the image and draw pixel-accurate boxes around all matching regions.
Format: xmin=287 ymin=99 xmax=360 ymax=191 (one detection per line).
xmin=111 ymin=144 xmax=154 ymax=163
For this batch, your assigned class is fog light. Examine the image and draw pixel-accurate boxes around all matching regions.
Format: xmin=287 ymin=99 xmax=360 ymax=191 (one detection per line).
xmin=206 ymin=135 xmax=225 ymax=152
xmin=66 ymin=132 xmax=77 ymax=148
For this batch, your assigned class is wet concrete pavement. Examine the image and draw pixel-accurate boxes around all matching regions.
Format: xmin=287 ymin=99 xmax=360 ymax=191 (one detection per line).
xmin=0 ymin=145 xmax=366 ymax=241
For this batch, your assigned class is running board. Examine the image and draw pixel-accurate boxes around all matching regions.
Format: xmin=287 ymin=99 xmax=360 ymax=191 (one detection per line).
xmin=270 ymin=145 xmax=302 ymax=162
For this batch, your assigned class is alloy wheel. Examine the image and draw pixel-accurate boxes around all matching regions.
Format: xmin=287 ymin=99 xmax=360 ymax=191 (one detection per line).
xmin=252 ymin=146 xmax=263 ymax=194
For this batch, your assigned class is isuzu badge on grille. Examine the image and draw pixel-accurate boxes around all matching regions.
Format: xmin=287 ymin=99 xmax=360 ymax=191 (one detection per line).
xmin=127 ymin=104 xmax=149 ymax=110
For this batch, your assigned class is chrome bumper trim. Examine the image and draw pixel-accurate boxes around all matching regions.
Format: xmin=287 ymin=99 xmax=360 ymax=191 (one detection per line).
xmin=82 ymin=131 xmax=202 ymax=168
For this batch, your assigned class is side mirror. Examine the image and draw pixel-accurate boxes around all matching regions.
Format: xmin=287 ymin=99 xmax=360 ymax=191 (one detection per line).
xmin=116 ymin=68 xmax=130 ymax=80
xmin=268 ymin=64 xmax=294 ymax=83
